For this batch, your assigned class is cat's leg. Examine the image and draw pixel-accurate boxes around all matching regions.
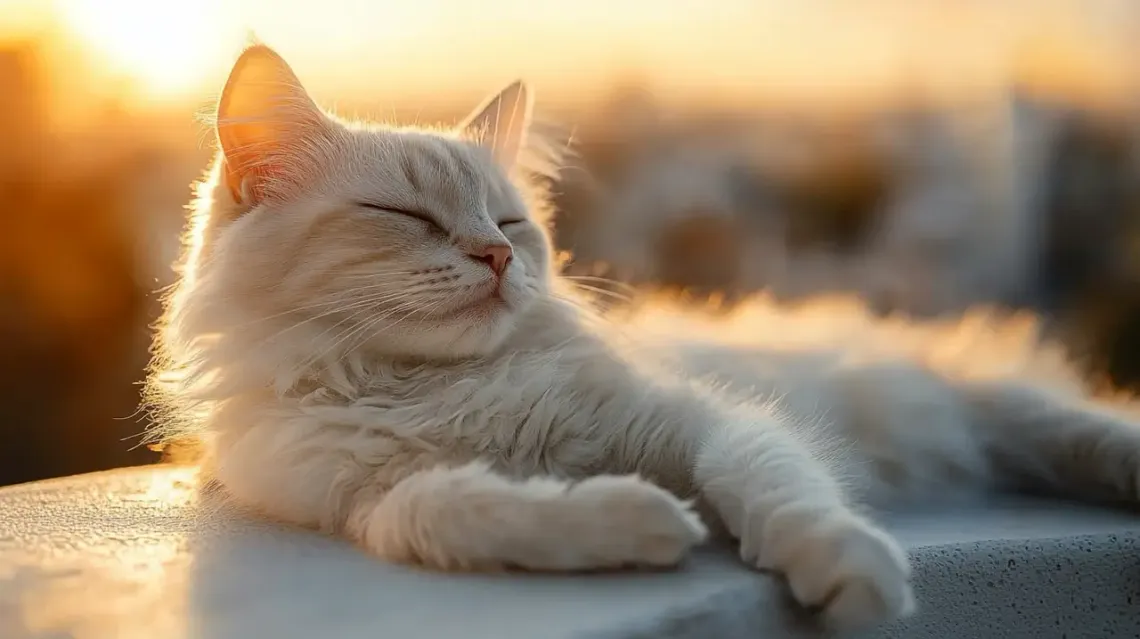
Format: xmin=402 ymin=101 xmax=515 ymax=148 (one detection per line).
xmin=962 ymin=381 xmax=1140 ymax=503
xmin=694 ymin=408 xmax=915 ymax=630
xmin=214 ymin=420 xmax=706 ymax=572
xmin=351 ymin=462 xmax=707 ymax=571
xmin=822 ymin=360 xmax=1140 ymax=503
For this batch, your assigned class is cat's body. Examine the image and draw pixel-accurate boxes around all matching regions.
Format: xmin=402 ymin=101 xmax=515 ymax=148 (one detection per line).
xmin=150 ymin=45 xmax=1140 ymax=631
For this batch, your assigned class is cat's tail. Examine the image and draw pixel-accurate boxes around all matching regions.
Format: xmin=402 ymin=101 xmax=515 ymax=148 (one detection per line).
xmin=348 ymin=462 xmax=707 ymax=571
xmin=962 ymin=381 xmax=1140 ymax=504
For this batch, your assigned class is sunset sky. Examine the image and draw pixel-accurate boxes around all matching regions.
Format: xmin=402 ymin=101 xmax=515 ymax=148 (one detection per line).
xmin=1 ymin=0 xmax=1137 ymax=112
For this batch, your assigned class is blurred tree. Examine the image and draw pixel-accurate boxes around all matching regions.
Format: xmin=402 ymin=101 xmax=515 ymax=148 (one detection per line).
xmin=0 ymin=42 xmax=157 ymax=486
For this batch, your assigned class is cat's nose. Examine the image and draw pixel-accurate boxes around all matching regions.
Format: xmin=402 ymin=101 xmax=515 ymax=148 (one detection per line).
xmin=469 ymin=244 xmax=513 ymax=277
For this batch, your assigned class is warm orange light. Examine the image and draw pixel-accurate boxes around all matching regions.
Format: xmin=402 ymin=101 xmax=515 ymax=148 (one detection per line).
xmin=57 ymin=0 xmax=235 ymax=97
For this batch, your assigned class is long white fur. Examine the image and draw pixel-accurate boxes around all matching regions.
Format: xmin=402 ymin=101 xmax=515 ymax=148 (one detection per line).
xmin=148 ymin=45 xmax=1140 ymax=631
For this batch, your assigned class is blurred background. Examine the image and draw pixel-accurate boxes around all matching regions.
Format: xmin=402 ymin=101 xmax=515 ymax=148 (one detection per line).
xmin=1 ymin=0 xmax=1138 ymax=487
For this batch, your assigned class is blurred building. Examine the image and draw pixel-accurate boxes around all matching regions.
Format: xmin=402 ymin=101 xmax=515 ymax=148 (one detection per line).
xmin=550 ymin=87 xmax=1140 ymax=391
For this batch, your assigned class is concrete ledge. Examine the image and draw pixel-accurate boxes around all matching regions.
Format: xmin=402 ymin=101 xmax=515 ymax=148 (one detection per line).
xmin=1 ymin=466 xmax=1138 ymax=638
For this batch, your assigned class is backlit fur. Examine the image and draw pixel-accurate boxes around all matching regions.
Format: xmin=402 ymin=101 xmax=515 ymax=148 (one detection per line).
xmin=148 ymin=45 xmax=1140 ymax=631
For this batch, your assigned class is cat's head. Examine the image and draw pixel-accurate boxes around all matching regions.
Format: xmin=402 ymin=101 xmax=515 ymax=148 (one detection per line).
xmin=180 ymin=45 xmax=558 ymax=364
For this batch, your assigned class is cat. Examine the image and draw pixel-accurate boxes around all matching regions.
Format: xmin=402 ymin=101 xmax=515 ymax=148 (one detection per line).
xmin=147 ymin=44 xmax=1140 ymax=631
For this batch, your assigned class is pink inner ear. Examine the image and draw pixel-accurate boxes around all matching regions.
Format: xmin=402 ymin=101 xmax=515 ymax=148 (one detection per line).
xmin=220 ymin=122 xmax=291 ymax=205
xmin=222 ymin=159 xmax=246 ymax=203
xmin=218 ymin=109 xmax=329 ymax=206
xmin=215 ymin=45 xmax=327 ymax=206
xmin=223 ymin=157 xmax=280 ymax=205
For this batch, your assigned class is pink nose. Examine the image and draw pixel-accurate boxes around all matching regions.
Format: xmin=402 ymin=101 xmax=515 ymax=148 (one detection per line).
xmin=470 ymin=244 xmax=513 ymax=277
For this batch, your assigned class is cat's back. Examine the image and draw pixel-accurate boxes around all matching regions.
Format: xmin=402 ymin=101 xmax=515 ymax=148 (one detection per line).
xmin=614 ymin=292 xmax=1089 ymax=399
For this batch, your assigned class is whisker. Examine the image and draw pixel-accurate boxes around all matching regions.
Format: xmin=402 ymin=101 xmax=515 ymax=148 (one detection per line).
xmin=567 ymin=282 xmax=633 ymax=304
xmin=246 ymin=289 xmax=416 ymax=341
xmin=406 ymin=293 xmax=455 ymax=335
xmin=336 ymin=269 xmax=417 ymax=280
xmin=563 ymin=275 xmax=638 ymax=295
xmin=305 ymin=297 xmax=403 ymax=351
xmin=307 ymin=314 xmax=382 ymax=369
xmin=257 ymin=297 xmax=383 ymax=346
xmin=317 ymin=298 xmax=421 ymax=365
xmin=312 ymin=293 xmax=421 ymax=362
xmin=341 ymin=302 xmax=423 ymax=361
xmin=226 ymin=279 xmax=416 ymax=329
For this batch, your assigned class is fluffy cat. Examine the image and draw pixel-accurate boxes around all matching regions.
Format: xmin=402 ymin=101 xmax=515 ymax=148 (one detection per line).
xmin=148 ymin=45 xmax=1140 ymax=631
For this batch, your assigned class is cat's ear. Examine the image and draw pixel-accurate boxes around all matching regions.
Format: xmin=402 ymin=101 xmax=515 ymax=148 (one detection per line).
xmin=215 ymin=45 xmax=330 ymax=204
xmin=459 ymin=80 xmax=533 ymax=170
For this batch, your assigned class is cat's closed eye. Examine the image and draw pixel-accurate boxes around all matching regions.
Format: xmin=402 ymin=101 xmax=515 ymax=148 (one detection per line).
xmin=358 ymin=202 xmax=443 ymax=231
xmin=498 ymin=219 xmax=526 ymax=230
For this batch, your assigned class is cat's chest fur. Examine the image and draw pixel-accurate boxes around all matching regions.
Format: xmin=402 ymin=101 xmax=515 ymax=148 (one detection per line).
xmin=317 ymin=347 xmax=605 ymax=477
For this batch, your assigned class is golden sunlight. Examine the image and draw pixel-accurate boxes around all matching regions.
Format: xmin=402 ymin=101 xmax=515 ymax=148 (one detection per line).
xmin=3 ymin=0 xmax=1132 ymax=111
xmin=57 ymin=0 xmax=236 ymax=97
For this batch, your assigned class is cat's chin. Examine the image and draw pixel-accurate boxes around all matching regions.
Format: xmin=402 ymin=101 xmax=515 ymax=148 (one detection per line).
xmin=440 ymin=279 xmax=537 ymax=322
xmin=358 ymin=298 xmax=528 ymax=361
xmin=440 ymin=291 xmax=510 ymax=319
xmin=441 ymin=294 xmax=535 ymax=357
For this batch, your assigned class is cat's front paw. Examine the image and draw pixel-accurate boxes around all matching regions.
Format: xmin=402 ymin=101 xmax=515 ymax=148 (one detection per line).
xmin=743 ymin=505 xmax=914 ymax=630
xmin=571 ymin=475 xmax=708 ymax=567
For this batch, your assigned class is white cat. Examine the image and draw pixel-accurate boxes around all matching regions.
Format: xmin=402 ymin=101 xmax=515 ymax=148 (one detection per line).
xmin=148 ymin=45 xmax=1140 ymax=631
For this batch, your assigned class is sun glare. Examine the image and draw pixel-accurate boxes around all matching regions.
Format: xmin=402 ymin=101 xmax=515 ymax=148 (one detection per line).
xmin=57 ymin=0 xmax=234 ymax=98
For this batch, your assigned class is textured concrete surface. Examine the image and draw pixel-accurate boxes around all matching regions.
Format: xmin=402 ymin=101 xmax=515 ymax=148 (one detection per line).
xmin=1 ymin=465 xmax=1138 ymax=639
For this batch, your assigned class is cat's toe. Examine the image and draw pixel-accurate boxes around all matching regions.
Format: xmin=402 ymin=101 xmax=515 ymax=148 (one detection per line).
xmin=573 ymin=475 xmax=708 ymax=566
xmin=813 ymin=526 xmax=914 ymax=629
xmin=750 ymin=505 xmax=915 ymax=630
